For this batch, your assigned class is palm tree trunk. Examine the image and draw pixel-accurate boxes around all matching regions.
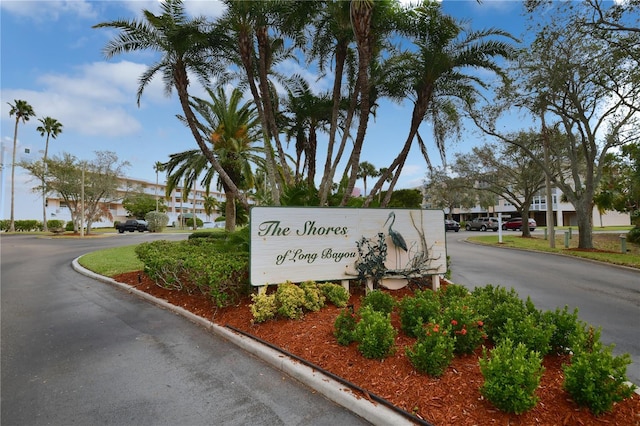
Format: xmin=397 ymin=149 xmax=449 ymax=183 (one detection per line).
xmin=225 ymin=191 xmax=236 ymax=232
xmin=42 ymin=135 xmax=50 ymax=232
xmin=9 ymin=118 xmax=19 ymax=233
xmin=318 ymin=41 xmax=348 ymax=204
xmin=239 ymin=28 xmax=282 ymax=205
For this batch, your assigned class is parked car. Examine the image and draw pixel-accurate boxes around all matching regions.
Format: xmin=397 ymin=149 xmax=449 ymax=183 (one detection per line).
xmin=116 ymin=219 xmax=149 ymax=233
xmin=502 ymin=217 xmax=537 ymax=231
xmin=445 ymin=219 xmax=460 ymax=232
xmin=465 ymin=217 xmax=499 ymax=232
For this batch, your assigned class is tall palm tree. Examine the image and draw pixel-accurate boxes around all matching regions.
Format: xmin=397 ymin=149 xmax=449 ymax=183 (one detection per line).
xmin=308 ymin=0 xmax=357 ymax=204
xmin=363 ymin=2 xmax=515 ymax=207
xmin=36 ymin=116 xmax=63 ymax=231
xmin=93 ymin=0 xmax=249 ymax=210
xmin=357 ymin=161 xmax=379 ymax=196
xmin=7 ymin=99 xmax=36 ymax=232
xmin=153 ymin=161 xmax=165 ymax=212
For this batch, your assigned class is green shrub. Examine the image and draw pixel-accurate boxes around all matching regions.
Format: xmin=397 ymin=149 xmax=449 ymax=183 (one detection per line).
xmin=186 ymin=217 xmax=204 ymax=228
xmin=441 ymin=298 xmax=485 ymax=355
xmin=135 ymin=238 xmax=250 ymax=306
xmin=299 ymin=281 xmax=326 ymax=312
xmin=398 ymin=289 xmax=441 ymax=338
xmin=470 ymin=285 xmax=529 ymax=342
xmin=627 ymin=225 xmax=640 ymax=243
xmin=14 ymin=220 xmax=39 ymax=232
xmin=334 ymin=308 xmax=357 ymax=346
xmin=145 ymin=211 xmax=169 ymax=232
xmin=250 ymin=292 xmax=277 ymax=323
xmin=497 ymin=313 xmax=555 ymax=356
xmin=0 ymin=219 xmax=8 ymax=231
xmin=438 ymin=283 xmax=470 ymax=307
xmin=318 ymin=283 xmax=350 ymax=307
xmin=47 ymin=219 xmax=65 ymax=230
xmin=479 ymin=339 xmax=545 ymax=414
xmin=275 ymin=282 xmax=306 ymax=319
xmin=406 ymin=322 xmax=455 ymax=377
xmin=354 ymin=305 xmax=397 ymax=359
xmin=563 ymin=326 xmax=636 ymax=415
xmin=541 ymin=305 xmax=583 ymax=354
xmin=361 ymin=290 xmax=395 ymax=315
xmin=65 ymin=221 xmax=75 ymax=231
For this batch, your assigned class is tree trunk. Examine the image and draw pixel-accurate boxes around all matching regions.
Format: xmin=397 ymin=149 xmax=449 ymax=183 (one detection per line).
xmin=239 ymin=28 xmax=281 ymax=205
xmin=225 ymin=191 xmax=236 ymax=232
xmin=318 ymin=41 xmax=348 ymax=204
xmin=42 ymin=136 xmax=50 ymax=232
xmin=256 ymin=26 xmax=291 ymax=186
xmin=9 ymin=118 xmax=19 ymax=233
xmin=576 ymin=198 xmax=594 ymax=249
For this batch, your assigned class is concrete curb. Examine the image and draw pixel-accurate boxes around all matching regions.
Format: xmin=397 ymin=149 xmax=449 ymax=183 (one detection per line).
xmin=71 ymin=258 xmax=421 ymax=425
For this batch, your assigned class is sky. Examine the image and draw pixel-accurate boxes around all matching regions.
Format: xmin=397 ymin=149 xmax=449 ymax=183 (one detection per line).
xmin=0 ymin=0 xmax=533 ymax=219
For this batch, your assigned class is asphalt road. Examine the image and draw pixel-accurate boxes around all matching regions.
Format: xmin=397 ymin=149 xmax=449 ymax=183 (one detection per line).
xmin=1 ymin=233 xmax=370 ymax=426
xmin=445 ymin=230 xmax=640 ymax=386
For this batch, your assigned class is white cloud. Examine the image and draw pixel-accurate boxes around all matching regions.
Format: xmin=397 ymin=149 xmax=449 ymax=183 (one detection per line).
xmin=0 ymin=0 xmax=97 ymax=21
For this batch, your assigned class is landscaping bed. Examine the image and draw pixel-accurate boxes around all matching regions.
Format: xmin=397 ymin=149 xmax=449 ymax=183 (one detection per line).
xmin=112 ymin=271 xmax=640 ymax=425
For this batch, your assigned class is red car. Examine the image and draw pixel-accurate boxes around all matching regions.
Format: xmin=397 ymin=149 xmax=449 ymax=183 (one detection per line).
xmin=502 ymin=217 xmax=537 ymax=231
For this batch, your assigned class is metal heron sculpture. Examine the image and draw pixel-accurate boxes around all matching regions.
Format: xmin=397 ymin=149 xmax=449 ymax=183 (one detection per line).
xmin=384 ymin=211 xmax=407 ymax=269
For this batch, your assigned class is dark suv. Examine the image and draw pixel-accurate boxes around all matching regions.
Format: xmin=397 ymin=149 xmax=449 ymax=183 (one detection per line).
xmin=465 ymin=217 xmax=499 ymax=232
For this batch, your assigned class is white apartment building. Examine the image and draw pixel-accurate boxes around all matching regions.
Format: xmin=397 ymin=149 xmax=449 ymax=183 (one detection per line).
xmin=42 ymin=176 xmax=227 ymax=228
xmin=438 ymin=187 xmax=630 ymax=227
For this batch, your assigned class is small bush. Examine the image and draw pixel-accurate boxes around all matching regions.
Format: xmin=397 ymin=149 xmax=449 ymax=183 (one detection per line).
xmin=626 ymin=226 xmax=640 ymax=244
xmin=250 ymin=292 xmax=277 ymax=323
xmin=186 ymin=217 xmax=204 ymax=228
xmin=145 ymin=211 xmax=169 ymax=232
xmin=398 ymin=290 xmax=441 ymax=338
xmin=479 ymin=338 xmax=545 ymax=414
xmin=470 ymin=285 xmax=528 ymax=342
xmin=563 ymin=326 xmax=636 ymax=415
xmin=354 ymin=305 xmax=397 ymax=359
xmin=361 ymin=290 xmax=396 ymax=315
xmin=47 ymin=219 xmax=65 ymax=230
xmin=438 ymin=283 xmax=470 ymax=307
xmin=318 ymin=283 xmax=349 ymax=307
xmin=65 ymin=221 xmax=75 ymax=231
xmin=334 ymin=308 xmax=357 ymax=346
xmin=497 ymin=313 xmax=555 ymax=356
xmin=275 ymin=282 xmax=306 ymax=319
xmin=406 ymin=322 xmax=455 ymax=377
xmin=299 ymin=281 xmax=326 ymax=312
xmin=541 ymin=305 xmax=583 ymax=354
xmin=441 ymin=298 xmax=485 ymax=355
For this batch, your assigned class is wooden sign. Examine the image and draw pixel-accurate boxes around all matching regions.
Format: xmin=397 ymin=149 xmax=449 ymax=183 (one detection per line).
xmin=250 ymin=207 xmax=447 ymax=287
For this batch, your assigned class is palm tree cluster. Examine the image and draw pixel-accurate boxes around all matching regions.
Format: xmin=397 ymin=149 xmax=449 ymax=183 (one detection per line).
xmin=7 ymin=99 xmax=63 ymax=232
xmin=93 ymin=0 xmax=515 ymax=230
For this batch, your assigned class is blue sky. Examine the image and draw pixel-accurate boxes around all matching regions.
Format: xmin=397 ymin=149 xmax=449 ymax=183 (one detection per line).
xmin=1 ymin=0 xmax=531 ymax=218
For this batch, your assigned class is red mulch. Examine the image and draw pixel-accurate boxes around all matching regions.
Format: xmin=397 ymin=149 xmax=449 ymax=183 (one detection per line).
xmin=113 ymin=271 xmax=640 ymax=426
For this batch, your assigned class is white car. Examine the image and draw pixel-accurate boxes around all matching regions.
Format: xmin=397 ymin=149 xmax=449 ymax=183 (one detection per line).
xmin=201 ymin=221 xmax=223 ymax=229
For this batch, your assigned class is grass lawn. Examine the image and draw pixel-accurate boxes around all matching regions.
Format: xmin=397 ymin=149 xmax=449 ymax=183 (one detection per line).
xmin=468 ymin=232 xmax=640 ymax=269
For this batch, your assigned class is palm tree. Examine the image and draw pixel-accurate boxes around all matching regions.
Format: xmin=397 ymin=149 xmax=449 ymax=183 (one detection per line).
xmin=357 ymin=161 xmax=379 ymax=196
xmin=36 ymin=117 xmax=63 ymax=231
xmin=93 ymin=0 xmax=249 ymax=211
xmin=166 ymin=87 xmax=263 ymax=231
xmin=363 ymin=2 xmax=515 ymax=207
xmin=153 ymin=161 xmax=165 ymax=212
xmin=7 ymin=100 xmax=36 ymax=232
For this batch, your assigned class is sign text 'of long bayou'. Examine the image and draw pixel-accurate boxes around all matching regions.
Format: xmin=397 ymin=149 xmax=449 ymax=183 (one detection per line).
xmin=250 ymin=207 xmax=447 ymax=287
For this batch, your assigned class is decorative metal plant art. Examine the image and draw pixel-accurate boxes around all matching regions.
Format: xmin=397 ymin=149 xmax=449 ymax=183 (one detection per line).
xmin=355 ymin=232 xmax=388 ymax=287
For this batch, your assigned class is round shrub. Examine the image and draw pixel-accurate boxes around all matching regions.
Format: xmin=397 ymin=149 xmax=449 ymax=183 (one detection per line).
xmin=354 ymin=305 xmax=397 ymax=359
xmin=479 ymin=338 xmax=544 ymax=414
xmin=361 ymin=290 xmax=395 ymax=315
